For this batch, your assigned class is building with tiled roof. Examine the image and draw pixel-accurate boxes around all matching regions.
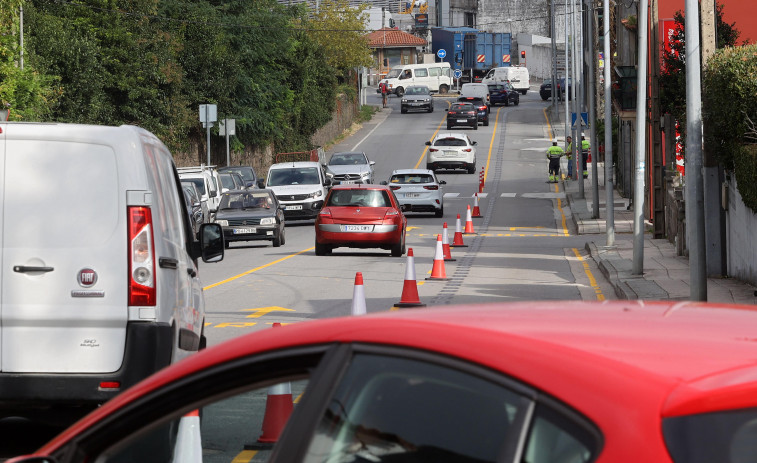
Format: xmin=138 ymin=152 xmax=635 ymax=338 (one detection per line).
xmin=365 ymin=28 xmax=428 ymax=84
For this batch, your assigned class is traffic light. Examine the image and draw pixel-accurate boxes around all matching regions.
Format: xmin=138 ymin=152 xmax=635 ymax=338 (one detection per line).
xmin=521 ymin=51 xmax=526 ymax=59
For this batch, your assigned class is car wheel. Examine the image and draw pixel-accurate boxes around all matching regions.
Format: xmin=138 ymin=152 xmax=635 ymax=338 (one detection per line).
xmin=515 ymin=98 xmax=520 ymax=106
xmin=467 ymin=163 xmax=476 ymax=174
xmin=504 ymin=99 xmax=509 ymax=106
xmin=521 ymin=90 xmax=528 ymax=95
xmin=473 ymin=123 xmax=478 ymax=130
xmin=435 ymin=205 xmax=444 ymax=218
xmin=428 ymin=105 xmax=434 ymax=113
xmin=272 ymin=229 xmax=283 ymax=247
xmin=315 ymin=240 xmax=329 ymax=256
xmin=224 ymin=240 xmax=230 ymax=249
xmin=484 ymin=117 xmax=489 ymax=127
xmin=396 ymin=87 xmax=405 ymax=97
xmin=426 ymin=163 xmax=434 ymax=171
xmin=401 ymin=106 xmax=408 ymax=114
xmin=439 ymin=85 xmax=449 ymax=94
xmin=391 ymin=233 xmax=405 ymax=257
xmin=280 ymin=226 xmax=286 ymax=245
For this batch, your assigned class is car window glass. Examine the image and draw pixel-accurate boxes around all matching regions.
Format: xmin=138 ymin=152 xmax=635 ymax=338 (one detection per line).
xmin=220 ymin=174 xmax=235 ymax=189
xmin=303 ymin=354 xmax=528 ymax=463
xmin=429 ymin=67 xmax=440 ymax=77
xmin=415 ymin=68 xmax=428 ymax=77
xmin=434 ymin=138 xmax=467 ymax=147
xmin=663 ymin=408 xmax=757 ymax=463
xmin=522 ymin=403 xmax=598 ymax=463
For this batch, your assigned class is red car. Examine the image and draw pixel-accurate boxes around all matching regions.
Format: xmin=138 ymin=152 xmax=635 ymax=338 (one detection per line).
xmin=314 ymin=184 xmax=407 ymax=257
xmin=9 ymin=301 xmax=757 ymax=463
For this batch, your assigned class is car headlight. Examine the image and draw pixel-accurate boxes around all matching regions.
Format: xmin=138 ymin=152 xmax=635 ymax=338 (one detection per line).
xmin=309 ymin=190 xmax=323 ymax=199
xmin=360 ymin=172 xmax=370 ymax=179
xmin=215 ymin=219 xmax=228 ymax=226
xmin=259 ymin=217 xmax=275 ymax=225
xmin=401 ymin=99 xmax=408 ymax=103
xmin=424 ymin=98 xmax=431 ymax=103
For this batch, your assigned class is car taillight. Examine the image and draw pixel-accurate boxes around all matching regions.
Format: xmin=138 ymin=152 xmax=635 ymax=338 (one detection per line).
xmin=423 ymin=185 xmax=438 ymax=190
xmin=128 ymin=206 xmax=156 ymax=306
xmin=389 ymin=185 xmax=401 ymax=190
xmin=319 ymin=208 xmax=332 ymax=216
xmin=385 ymin=209 xmax=399 ymax=217
xmin=478 ymin=105 xmax=487 ymax=111
xmin=429 ymin=148 xmax=439 ymax=152
xmin=463 ymin=148 xmax=472 ymax=152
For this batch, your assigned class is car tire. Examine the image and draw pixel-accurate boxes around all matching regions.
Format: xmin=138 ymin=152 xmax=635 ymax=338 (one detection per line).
xmin=439 ymin=85 xmax=449 ymax=94
xmin=473 ymin=123 xmax=478 ymax=130
xmin=467 ymin=163 xmax=476 ymax=174
xmin=504 ymin=99 xmax=509 ymax=106
xmin=521 ymin=90 xmax=528 ymax=95
xmin=484 ymin=117 xmax=489 ymax=127
xmin=224 ymin=240 xmax=230 ymax=249
xmin=435 ymin=205 xmax=444 ymax=218
xmin=515 ymin=98 xmax=520 ymax=106
xmin=396 ymin=87 xmax=405 ymax=97
xmin=401 ymin=107 xmax=407 ymax=114
xmin=428 ymin=105 xmax=434 ymax=113
xmin=426 ymin=163 xmax=434 ymax=171
xmin=391 ymin=233 xmax=405 ymax=257
xmin=280 ymin=226 xmax=286 ymax=245
xmin=315 ymin=240 xmax=329 ymax=256
xmin=273 ymin=229 xmax=283 ymax=247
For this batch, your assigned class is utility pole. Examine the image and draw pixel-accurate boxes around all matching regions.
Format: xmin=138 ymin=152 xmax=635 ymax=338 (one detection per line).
xmin=632 ymin=0 xmax=649 ymax=275
xmin=565 ymin=0 xmax=571 ymax=154
xmin=571 ymin=0 xmax=581 ymax=187
xmin=651 ymin=0 xmax=664 ymax=239
xmin=551 ymin=0 xmax=557 ymax=109
xmin=19 ymin=6 xmax=24 ymax=70
xmin=684 ymin=0 xmax=707 ymax=299
xmin=603 ymin=0 xmax=615 ymax=245
xmin=587 ymin=0 xmax=599 ymax=218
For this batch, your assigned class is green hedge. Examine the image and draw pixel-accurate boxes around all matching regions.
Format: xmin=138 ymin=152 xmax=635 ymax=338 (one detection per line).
xmin=703 ymin=44 xmax=757 ymax=212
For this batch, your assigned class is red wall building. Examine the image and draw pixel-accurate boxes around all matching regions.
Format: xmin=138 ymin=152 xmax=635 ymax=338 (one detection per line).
xmin=658 ymin=0 xmax=756 ymax=44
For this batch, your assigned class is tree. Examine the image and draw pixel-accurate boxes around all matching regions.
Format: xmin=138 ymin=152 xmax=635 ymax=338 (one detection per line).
xmin=306 ymin=0 xmax=373 ymax=77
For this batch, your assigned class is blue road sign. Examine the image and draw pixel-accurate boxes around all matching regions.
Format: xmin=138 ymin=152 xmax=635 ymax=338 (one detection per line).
xmin=571 ymin=112 xmax=588 ymax=128
xmin=437 ymin=49 xmax=447 ymax=59
xmin=453 ymin=69 xmax=462 ymax=79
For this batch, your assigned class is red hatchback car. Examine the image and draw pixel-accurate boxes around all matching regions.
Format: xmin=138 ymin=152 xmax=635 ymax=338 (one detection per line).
xmin=314 ymin=184 xmax=407 ymax=257
xmin=9 ymin=301 xmax=757 ymax=463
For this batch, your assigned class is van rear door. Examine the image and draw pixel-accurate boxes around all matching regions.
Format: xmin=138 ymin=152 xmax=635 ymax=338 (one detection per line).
xmin=1 ymin=134 xmax=127 ymax=373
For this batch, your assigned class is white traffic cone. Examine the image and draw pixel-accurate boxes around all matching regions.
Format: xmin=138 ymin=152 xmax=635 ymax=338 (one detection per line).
xmin=351 ymin=272 xmax=367 ymax=315
xmin=172 ymin=410 xmax=202 ymax=463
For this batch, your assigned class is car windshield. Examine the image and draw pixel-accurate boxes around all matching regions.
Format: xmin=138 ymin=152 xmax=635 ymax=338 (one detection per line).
xmin=220 ymin=167 xmax=255 ymax=182
xmin=219 ymin=192 xmax=273 ymax=210
xmin=391 ymin=174 xmax=435 ymax=184
xmin=267 ymin=167 xmax=321 ymax=186
xmin=327 ymin=189 xmax=391 ymax=207
xmin=488 ymin=85 xmax=504 ymax=91
xmin=329 ymin=154 xmax=366 ymax=166
xmin=220 ymin=174 xmax=237 ymax=190
xmin=451 ymin=104 xmax=474 ymax=111
xmin=183 ymin=178 xmax=206 ymax=195
xmin=434 ymin=137 xmax=468 ymax=147
xmin=386 ymin=68 xmax=402 ymax=79
xmin=406 ymin=87 xmax=429 ymax=95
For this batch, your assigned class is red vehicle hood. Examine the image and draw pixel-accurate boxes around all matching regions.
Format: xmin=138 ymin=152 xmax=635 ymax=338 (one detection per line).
xmin=327 ymin=207 xmax=392 ymax=223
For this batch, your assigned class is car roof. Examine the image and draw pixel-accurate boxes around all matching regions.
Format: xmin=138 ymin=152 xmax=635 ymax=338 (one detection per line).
xmin=391 ymin=169 xmax=436 ymax=176
xmin=40 ymin=301 xmax=757 ymax=458
xmin=433 ymin=132 xmax=470 ymax=140
xmin=329 ymin=184 xmax=392 ymax=191
xmin=269 ymin=161 xmax=321 ymax=169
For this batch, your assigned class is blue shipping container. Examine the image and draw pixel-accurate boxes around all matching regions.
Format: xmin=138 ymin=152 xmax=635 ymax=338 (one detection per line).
xmin=431 ymin=27 xmax=512 ymax=76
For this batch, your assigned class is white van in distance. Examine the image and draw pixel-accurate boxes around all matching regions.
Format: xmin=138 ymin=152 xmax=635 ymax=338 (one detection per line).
xmin=265 ymin=161 xmax=331 ymax=220
xmin=483 ymin=66 xmax=531 ymax=95
xmin=0 ymin=122 xmax=225 ymax=424
xmin=380 ymin=63 xmax=453 ymax=97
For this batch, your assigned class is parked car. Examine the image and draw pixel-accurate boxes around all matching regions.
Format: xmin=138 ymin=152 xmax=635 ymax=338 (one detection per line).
xmin=12 ymin=301 xmax=757 ymax=463
xmin=181 ymin=180 xmax=210 ymax=224
xmin=425 ymin=132 xmax=478 ymax=173
xmin=178 ymin=165 xmax=223 ymax=217
xmin=217 ymin=165 xmax=258 ymax=189
xmin=488 ymin=82 xmax=520 ymax=106
xmin=214 ymin=189 xmax=285 ymax=248
xmin=324 ymin=151 xmax=375 ymax=185
xmin=382 ymin=169 xmax=446 ymax=217
xmin=400 ymin=85 xmax=434 ymax=113
xmin=0 ymin=123 xmax=224 ymax=427
xmin=445 ymin=102 xmax=478 ymax=130
xmin=314 ymin=184 xmax=407 ymax=257
xmin=219 ymin=171 xmax=245 ymax=193
xmin=540 ymin=78 xmax=555 ymax=100
xmin=265 ymin=161 xmax=331 ymax=220
xmin=182 ymin=184 xmax=204 ymax=238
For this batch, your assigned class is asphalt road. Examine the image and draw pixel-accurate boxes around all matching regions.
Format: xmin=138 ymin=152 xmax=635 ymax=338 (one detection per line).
xmin=0 ymin=87 xmax=616 ymax=460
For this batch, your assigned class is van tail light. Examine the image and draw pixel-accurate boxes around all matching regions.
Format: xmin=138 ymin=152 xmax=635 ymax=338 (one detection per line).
xmin=423 ymin=185 xmax=438 ymax=190
xmin=128 ymin=206 xmax=156 ymax=306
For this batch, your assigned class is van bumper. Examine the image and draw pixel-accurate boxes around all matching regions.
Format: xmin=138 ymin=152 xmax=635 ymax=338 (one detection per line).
xmin=0 ymin=322 xmax=172 ymax=418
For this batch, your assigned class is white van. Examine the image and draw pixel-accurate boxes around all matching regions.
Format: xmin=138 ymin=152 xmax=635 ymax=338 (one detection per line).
xmin=381 ymin=63 xmax=452 ymax=97
xmin=483 ymin=66 xmax=531 ymax=95
xmin=178 ymin=165 xmax=223 ymax=215
xmin=265 ymin=161 xmax=331 ymax=220
xmin=0 ymin=122 xmax=224 ymax=423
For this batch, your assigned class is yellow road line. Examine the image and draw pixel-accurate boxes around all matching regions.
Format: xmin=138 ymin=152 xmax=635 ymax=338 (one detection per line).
xmin=203 ymin=247 xmax=314 ymax=290
xmin=231 ymin=450 xmax=258 ymax=463
xmin=572 ymin=248 xmax=605 ymax=301
xmin=483 ymin=107 xmax=501 ymax=186
xmin=544 ymin=107 xmax=554 ymax=141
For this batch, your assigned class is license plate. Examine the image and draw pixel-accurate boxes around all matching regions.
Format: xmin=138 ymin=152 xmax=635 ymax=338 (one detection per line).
xmin=444 ymin=151 xmax=458 ymax=157
xmin=233 ymin=227 xmax=256 ymax=234
xmin=457 ymin=119 xmax=467 ymax=123
xmin=411 ymin=102 xmax=422 ymax=106
xmin=340 ymin=180 xmax=355 ymax=184
xmin=285 ymin=205 xmax=302 ymax=210
xmin=342 ymin=225 xmax=373 ymax=232
xmin=404 ymin=193 xmax=421 ymax=198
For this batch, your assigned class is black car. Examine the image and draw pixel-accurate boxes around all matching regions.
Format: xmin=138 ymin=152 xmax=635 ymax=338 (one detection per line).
xmin=446 ymin=102 xmax=478 ymax=130
xmin=217 ymin=165 xmax=258 ymax=189
xmin=540 ymin=78 xmax=572 ymax=101
xmin=400 ymin=85 xmax=434 ymax=113
xmin=214 ymin=189 xmax=286 ymax=248
xmin=488 ymin=83 xmax=520 ymax=106
xmin=457 ymin=96 xmax=489 ymax=126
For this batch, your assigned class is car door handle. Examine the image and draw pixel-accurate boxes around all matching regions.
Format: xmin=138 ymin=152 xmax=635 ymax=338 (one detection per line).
xmin=187 ymin=267 xmax=197 ymax=277
xmin=13 ymin=265 xmax=54 ymax=273
xmin=159 ymin=257 xmax=178 ymax=269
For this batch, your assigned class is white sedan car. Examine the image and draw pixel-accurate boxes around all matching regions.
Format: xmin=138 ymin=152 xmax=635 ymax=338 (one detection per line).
xmin=425 ymin=132 xmax=478 ymax=173
xmin=383 ymin=169 xmax=446 ymax=217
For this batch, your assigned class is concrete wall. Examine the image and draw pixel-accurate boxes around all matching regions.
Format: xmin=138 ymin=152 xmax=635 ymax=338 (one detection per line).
xmin=476 ymin=0 xmax=549 ymax=37
xmin=726 ymin=176 xmax=757 ymax=286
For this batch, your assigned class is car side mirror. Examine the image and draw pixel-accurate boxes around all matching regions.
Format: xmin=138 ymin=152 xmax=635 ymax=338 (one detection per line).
xmin=199 ymin=223 xmax=224 ymax=263
xmin=324 ymin=178 xmax=332 ymax=186
xmin=472 ymin=141 xmax=478 ymax=145
xmin=439 ymin=180 xmax=447 ymax=185
xmin=425 ymin=141 xmax=432 ymax=146
xmin=369 ymin=161 xmax=376 ymax=166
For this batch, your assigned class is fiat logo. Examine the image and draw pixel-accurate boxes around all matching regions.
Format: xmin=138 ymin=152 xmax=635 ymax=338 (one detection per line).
xmin=78 ymin=268 xmax=98 ymax=287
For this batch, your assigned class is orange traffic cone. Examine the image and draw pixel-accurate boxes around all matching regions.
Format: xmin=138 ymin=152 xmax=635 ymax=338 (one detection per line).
xmin=471 ymin=193 xmax=482 ymax=218
xmin=464 ymin=205 xmax=477 ymax=234
xmin=173 ymin=410 xmax=202 ymax=463
xmin=395 ymin=248 xmax=425 ymax=308
xmin=441 ymin=222 xmax=455 ymax=261
xmin=351 ymin=272 xmax=366 ymax=316
xmin=451 ymin=213 xmax=467 ymax=247
xmin=258 ymin=323 xmax=294 ymax=443
xmin=426 ymin=235 xmax=448 ymax=281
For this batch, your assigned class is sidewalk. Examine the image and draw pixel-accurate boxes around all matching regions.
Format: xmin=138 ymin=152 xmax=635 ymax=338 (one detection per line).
xmin=548 ymin=108 xmax=757 ymax=304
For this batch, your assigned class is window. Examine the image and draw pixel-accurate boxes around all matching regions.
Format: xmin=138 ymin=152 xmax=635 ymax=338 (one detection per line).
xmin=415 ymin=68 xmax=428 ymax=77
xmin=523 ymin=404 xmax=597 ymax=463
xmin=303 ymin=354 xmax=528 ymax=463
xmin=428 ymin=67 xmax=440 ymax=77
